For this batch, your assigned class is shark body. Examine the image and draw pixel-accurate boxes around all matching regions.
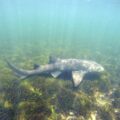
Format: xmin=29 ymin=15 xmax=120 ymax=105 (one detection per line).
xmin=7 ymin=56 xmax=104 ymax=87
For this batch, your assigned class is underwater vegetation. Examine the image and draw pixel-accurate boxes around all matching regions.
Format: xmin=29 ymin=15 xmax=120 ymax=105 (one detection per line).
xmin=0 ymin=0 xmax=120 ymax=119
xmin=0 ymin=50 xmax=119 ymax=120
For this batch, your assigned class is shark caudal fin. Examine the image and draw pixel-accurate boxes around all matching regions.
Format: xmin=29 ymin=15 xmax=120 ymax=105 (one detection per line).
xmin=6 ymin=60 xmax=29 ymax=79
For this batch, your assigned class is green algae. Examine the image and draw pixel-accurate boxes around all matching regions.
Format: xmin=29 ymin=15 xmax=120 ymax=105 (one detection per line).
xmin=0 ymin=52 xmax=119 ymax=120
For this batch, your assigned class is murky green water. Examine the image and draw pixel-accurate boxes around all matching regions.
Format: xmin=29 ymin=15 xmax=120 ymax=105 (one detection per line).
xmin=0 ymin=0 xmax=120 ymax=120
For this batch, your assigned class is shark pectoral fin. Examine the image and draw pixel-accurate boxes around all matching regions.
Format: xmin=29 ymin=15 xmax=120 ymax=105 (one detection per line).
xmin=51 ymin=71 xmax=61 ymax=78
xmin=72 ymin=71 xmax=86 ymax=87
xmin=20 ymin=75 xmax=28 ymax=80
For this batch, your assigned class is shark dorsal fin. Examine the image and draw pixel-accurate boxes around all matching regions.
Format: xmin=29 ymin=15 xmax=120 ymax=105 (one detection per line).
xmin=33 ymin=64 xmax=40 ymax=69
xmin=72 ymin=71 xmax=86 ymax=87
xmin=49 ymin=55 xmax=59 ymax=64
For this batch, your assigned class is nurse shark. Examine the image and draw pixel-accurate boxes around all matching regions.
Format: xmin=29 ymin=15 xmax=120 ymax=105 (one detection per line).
xmin=6 ymin=56 xmax=104 ymax=87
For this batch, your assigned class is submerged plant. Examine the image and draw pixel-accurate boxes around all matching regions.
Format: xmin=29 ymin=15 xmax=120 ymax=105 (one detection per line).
xmin=0 ymin=53 xmax=119 ymax=120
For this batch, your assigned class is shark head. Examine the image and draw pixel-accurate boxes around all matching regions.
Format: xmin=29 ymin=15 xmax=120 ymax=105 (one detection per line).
xmin=72 ymin=61 xmax=105 ymax=87
xmin=95 ymin=64 xmax=104 ymax=72
xmin=88 ymin=61 xmax=104 ymax=72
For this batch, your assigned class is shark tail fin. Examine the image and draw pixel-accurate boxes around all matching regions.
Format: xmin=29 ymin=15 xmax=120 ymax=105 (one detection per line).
xmin=6 ymin=59 xmax=29 ymax=79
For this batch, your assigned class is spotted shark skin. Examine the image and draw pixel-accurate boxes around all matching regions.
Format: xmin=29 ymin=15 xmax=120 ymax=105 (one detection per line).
xmin=6 ymin=57 xmax=104 ymax=87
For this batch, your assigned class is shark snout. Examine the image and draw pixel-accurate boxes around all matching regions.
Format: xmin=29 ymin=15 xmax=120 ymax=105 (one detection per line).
xmin=97 ymin=66 xmax=104 ymax=72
